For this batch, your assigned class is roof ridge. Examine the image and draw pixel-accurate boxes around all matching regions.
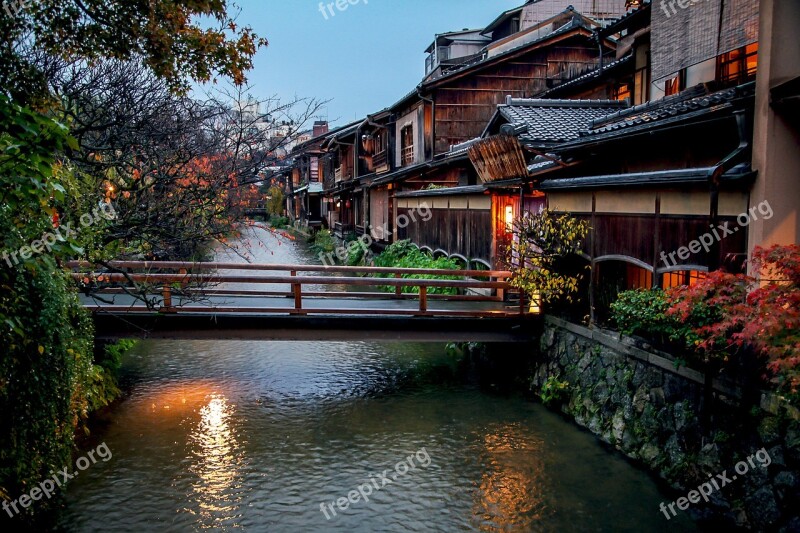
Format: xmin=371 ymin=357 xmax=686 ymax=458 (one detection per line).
xmin=588 ymin=85 xmax=710 ymax=128
xmin=503 ymin=97 xmax=627 ymax=107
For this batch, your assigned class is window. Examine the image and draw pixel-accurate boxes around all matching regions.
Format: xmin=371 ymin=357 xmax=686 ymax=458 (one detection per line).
xmin=717 ymin=43 xmax=758 ymax=86
xmin=664 ymin=69 xmax=686 ymax=96
xmin=614 ymin=83 xmax=631 ymax=102
xmin=661 ymin=270 xmax=707 ymax=289
xmin=626 ymin=264 xmax=653 ymax=290
xmin=510 ymin=17 xmax=520 ymax=34
xmin=400 ymin=125 xmax=414 ymax=166
xmin=375 ymin=131 xmax=387 ymax=154
xmin=633 ymin=45 xmax=651 ymax=105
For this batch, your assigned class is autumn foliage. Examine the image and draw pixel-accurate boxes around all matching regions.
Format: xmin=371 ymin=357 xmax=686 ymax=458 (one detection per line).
xmin=666 ymin=245 xmax=800 ymax=398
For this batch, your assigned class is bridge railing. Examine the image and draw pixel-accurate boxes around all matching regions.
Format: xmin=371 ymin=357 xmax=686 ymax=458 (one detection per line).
xmin=67 ymin=261 xmax=537 ymax=318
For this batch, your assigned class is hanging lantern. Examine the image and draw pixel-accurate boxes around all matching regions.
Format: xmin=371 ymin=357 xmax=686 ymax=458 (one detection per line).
xmin=345 ymin=199 xmax=351 ymax=209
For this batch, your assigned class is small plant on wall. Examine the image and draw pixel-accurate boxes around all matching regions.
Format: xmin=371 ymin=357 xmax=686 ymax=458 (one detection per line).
xmin=506 ymin=209 xmax=590 ymax=308
xmin=539 ymin=376 xmax=570 ymax=406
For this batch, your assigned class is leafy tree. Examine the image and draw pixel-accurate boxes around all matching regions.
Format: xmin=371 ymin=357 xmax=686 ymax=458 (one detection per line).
xmin=506 ymin=209 xmax=590 ymax=306
xmin=1 ymin=0 xmax=268 ymax=104
xmin=666 ymin=245 xmax=800 ymax=400
xmin=0 ymin=97 xmax=100 ymax=520
xmin=266 ymin=186 xmax=285 ymax=217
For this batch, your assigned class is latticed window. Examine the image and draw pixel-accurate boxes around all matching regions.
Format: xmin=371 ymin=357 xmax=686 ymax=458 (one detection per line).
xmin=717 ymin=43 xmax=758 ymax=86
xmin=614 ymin=83 xmax=631 ymax=102
xmin=661 ymin=270 xmax=707 ymax=289
xmin=626 ymin=264 xmax=653 ymax=290
xmin=401 ymin=125 xmax=414 ymax=166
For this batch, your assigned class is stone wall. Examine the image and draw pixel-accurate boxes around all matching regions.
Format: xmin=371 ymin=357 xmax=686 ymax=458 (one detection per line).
xmin=532 ymin=316 xmax=800 ymax=531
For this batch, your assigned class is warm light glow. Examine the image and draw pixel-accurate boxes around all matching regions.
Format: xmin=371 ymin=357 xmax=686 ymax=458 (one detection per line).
xmin=529 ymin=292 xmax=541 ymax=314
xmin=505 ymin=205 xmax=514 ymax=231
xmin=190 ymin=394 xmax=243 ymax=522
xmin=472 ymin=423 xmax=546 ymax=530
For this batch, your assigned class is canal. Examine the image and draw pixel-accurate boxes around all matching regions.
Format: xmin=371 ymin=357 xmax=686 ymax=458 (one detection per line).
xmin=54 ymin=227 xmax=698 ymax=532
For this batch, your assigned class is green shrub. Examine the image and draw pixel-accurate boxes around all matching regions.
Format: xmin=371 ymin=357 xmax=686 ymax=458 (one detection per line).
xmin=346 ymin=244 xmax=366 ymax=266
xmin=269 ymin=215 xmax=289 ymax=229
xmin=310 ymin=229 xmax=336 ymax=256
xmin=87 ymin=340 xmax=135 ymax=412
xmin=373 ymin=240 xmax=461 ymax=295
xmin=610 ymin=289 xmax=700 ymax=349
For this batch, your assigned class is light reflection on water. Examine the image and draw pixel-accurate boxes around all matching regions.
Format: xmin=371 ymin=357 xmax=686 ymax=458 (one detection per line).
xmin=51 ymin=229 xmax=698 ymax=532
xmin=473 ymin=423 xmax=548 ymax=531
xmin=54 ymin=340 xmax=698 ymax=532
xmin=188 ymin=395 xmax=243 ymax=528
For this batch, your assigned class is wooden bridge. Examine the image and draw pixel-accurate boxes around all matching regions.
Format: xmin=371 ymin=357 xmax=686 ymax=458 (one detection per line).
xmin=68 ymin=262 xmax=541 ymax=342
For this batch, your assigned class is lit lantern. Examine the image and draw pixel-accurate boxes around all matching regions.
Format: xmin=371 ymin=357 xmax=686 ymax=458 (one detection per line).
xmin=345 ymin=199 xmax=351 ymax=209
xmin=505 ymin=205 xmax=514 ymax=231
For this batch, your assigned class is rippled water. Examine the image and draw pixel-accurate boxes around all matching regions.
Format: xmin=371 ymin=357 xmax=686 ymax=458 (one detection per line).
xmin=53 ymin=228 xmax=697 ymax=532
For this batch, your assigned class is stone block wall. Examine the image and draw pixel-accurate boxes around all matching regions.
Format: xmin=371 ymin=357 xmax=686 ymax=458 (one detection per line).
xmin=532 ymin=317 xmax=800 ymax=531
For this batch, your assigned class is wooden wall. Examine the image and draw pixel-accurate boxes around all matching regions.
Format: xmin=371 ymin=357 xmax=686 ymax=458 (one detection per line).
xmin=430 ymin=36 xmax=601 ymax=154
xmin=397 ymin=202 xmax=492 ymax=264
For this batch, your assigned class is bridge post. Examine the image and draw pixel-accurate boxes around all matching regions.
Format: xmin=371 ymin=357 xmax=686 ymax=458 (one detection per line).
xmin=161 ymin=286 xmax=177 ymax=313
xmin=419 ymin=286 xmax=428 ymax=313
xmin=291 ymin=271 xmax=303 ymax=314
xmin=394 ymin=273 xmax=402 ymax=298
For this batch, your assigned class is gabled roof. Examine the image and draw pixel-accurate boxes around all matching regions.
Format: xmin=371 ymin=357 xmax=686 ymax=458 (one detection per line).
xmin=322 ymin=121 xmax=363 ymax=148
xmin=484 ymin=98 xmax=628 ymax=147
xmin=291 ymin=119 xmax=362 ymax=154
xmin=388 ymin=87 xmax=423 ymax=113
xmin=425 ymin=29 xmax=490 ymax=53
xmin=424 ymin=8 xmax=604 ymax=88
xmin=480 ymin=2 xmax=527 ymax=36
xmin=599 ymin=1 xmax=651 ymax=38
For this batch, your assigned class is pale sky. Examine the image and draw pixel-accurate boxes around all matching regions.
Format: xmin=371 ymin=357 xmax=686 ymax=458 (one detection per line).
xmin=223 ymin=0 xmax=522 ymax=129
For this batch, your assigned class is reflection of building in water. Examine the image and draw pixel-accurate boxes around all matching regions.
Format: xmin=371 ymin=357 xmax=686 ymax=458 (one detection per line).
xmin=472 ymin=423 xmax=549 ymax=530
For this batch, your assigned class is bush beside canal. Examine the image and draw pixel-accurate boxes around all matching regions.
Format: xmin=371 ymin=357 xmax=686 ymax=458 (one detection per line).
xmin=373 ymin=240 xmax=462 ymax=295
xmin=531 ymin=316 xmax=800 ymax=531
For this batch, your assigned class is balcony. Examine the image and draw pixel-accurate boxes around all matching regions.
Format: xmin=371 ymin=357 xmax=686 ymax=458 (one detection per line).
xmin=401 ymin=145 xmax=415 ymax=167
xmin=373 ymin=150 xmax=388 ymax=170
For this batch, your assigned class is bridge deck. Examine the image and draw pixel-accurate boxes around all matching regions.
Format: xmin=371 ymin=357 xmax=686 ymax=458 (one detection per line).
xmin=70 ymin=261 xmax=539 ymax=341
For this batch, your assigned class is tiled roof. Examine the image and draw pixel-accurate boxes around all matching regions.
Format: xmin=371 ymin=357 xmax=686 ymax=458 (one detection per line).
xmin=581 ymin=82 xmax=755 ymax=138
xmin=436 ymin=137 xmax=481 ymax=160
xmin=599 ymin=1 xmax=651 ymax=38
xmin=495 ymin=99 xmax=628 ymax=145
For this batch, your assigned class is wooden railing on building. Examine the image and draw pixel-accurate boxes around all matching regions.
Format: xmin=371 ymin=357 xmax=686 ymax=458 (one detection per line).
xmin=68 ymin=261 xmax=536 ymax=318
xmin=401 ymin=145 xmax=415 ymax=166
xmin=372 ymin=150 xmax=388 ymax=170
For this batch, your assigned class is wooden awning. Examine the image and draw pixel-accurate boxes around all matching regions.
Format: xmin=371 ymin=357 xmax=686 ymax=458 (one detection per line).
xmin=468 ymin=135 xmax=529 ymax=183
